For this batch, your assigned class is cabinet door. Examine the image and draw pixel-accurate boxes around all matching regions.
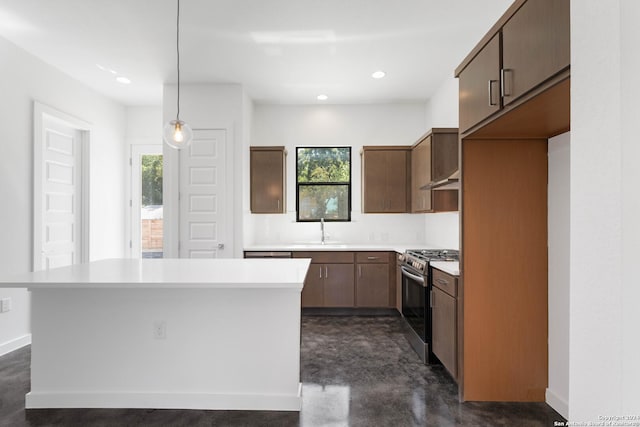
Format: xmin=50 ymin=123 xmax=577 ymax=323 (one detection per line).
xmin=385 ymin=150 xmax=409 ymax=212
xmin=362 ymin=150 xmax=388 ymax=212
xmin=356 ymin=263 xmax=390 ymax=307
xmin=431 ymin=132 xmax=458 ymax=182
xmin=250 ymin=148 xmax=285 ymax=213
xmin=432 ymin=287 xmax=457 ymax=378
xmin=323 ymin=264 xmax=355 ymax=307
xmin=502 ymin=0 xmax=570 ymax=106
xmin=301 ymin=264 xmax=324 ymax=307
xmin=458 ymin=34 xmax=501 ymax=133
xmin=411 ymin=137 xmax=431 ymax=213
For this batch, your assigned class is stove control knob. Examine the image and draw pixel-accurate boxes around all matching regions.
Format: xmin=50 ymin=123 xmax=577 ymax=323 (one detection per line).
xmin=398 ymin=254 xmax=405 ymax=262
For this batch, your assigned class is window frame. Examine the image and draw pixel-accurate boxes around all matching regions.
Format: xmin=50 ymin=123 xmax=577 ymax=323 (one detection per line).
xmin=295 ymin=146 xmax=352 ymax=222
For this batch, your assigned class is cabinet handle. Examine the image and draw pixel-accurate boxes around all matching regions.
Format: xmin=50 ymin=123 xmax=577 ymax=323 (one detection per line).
xmin=501 ymin=69 xmax=512 ymax=97
xmin=488 ymin=79 xmax=498 ymax=106
xmin=430 ymin=290 xmax=435 ymax=308
xmin=436 ymin=278 xmax=448 ymax=286
xmin=277 ymin=199 xmax=280 ymax=210
xmin=319 ymin=266 xmax=323 ymax=279
xmin=325 ymin=266 xmax=328 ymax=279
xmin=367 ymin=256 xmax=379 ymax=260
xmin=358 ymin=265 xmax=362 ymax=277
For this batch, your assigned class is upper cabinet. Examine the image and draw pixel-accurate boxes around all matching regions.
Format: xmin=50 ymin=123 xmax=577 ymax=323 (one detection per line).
xmin=362 ymin=147 xmax=411 ymax=213
xmin=501 ymin=0 xmax=570 ymax=106
xmin=250 ymin=146 xmax=286 ymax=213
xmin=458 ymin=35 xmax=501 ymax=134
xmin=411 ymin=128 xmax=459 ymax=213
xmin=456 ymin=0 xmax=570 ymax=134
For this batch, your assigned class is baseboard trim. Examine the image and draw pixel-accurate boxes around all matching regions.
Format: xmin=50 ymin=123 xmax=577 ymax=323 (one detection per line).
xmin=26 ymin=384 xmax=302 ymax=411
xmin=302 ymin=307 xmax=400 ymax=316
xmin=0 ymin=334 xmax=31 ymax=357
xmin=545 ymin=387 xmax=568 ymax=419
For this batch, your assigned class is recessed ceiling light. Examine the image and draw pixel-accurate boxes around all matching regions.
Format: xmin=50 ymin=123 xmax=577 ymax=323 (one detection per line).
xmin=116 ymin=76 xmax=131 ymax=85
xmin=317 ymin=94 xmax=328 ymax=101
xmin=371 ymin=70 xmax=386 ymax=79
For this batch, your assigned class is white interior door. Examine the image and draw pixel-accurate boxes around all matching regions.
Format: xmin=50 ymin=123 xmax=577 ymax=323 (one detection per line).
xmin=34 ymin=105 xmax=88 ymax=271
xmin=179 ymin=129 xmax=227 ymax=258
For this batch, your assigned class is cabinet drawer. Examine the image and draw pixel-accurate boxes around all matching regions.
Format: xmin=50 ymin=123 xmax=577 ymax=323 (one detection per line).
xmin=293 ymin=251 xmax=354 ymax=264
xmin=432 ymin=268 xmax=457 ymax=297
xmin=355 ymin=252 xmax=389 ymax=264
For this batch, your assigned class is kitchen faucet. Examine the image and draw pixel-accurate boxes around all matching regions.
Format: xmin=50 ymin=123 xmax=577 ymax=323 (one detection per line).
xmin=320 ymin=217 xmax=325 ymax=244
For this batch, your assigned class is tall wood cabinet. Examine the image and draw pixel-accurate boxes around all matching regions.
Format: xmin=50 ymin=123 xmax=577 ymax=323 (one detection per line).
xmin=250 ymin=146 xmax=286 ymax=213
xmin=455 ymin=0 xmax=570 ymax=403
xmin=361 ymin=147 xmax=410 ymax=213
xmin=411 ymin=129 xmax=459 ymax=213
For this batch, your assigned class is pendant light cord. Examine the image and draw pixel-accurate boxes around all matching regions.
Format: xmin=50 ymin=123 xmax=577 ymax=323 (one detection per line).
xmin=176 ymin=0 xmax=181 ymax=122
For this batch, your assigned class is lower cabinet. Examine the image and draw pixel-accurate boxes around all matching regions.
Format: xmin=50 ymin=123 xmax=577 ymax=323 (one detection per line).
xmin=356 ymin=252 xmax=391 ymax=307
xmin=431 ymin=268 xmax=458 ymax=379
xmin=294 ymin=251 xmax=393 ymax=308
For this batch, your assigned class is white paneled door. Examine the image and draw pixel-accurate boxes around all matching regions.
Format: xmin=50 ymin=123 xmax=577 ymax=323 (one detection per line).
xmin=34 ymin=104 xmax=89 ymax=271
xmin=179 ymin=129 xmax=227 ymax=258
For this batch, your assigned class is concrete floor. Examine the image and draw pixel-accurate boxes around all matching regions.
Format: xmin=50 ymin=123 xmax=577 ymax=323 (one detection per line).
xmin=0 ymin=316 xmax=564 ymax=426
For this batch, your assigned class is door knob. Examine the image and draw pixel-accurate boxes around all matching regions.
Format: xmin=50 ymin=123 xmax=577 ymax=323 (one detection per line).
xmin=217 ymin=243 xmax=225 ymax=250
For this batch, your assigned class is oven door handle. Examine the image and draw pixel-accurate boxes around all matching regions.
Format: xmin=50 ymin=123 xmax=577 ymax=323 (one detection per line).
xmin=401 ymin=266 xmax=426 ymax=285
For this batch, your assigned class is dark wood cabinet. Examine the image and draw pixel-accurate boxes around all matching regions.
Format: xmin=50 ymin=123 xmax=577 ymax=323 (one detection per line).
xmin=294 ymin=251 xmax=355 ymax=308
xmin=411 ymin=136 xmax=431 ymax=213
xmin=250 ymin=146 xmax=286 ymax=213
xmin=362 ymin=147 xmax=410 ymax=213
xmin=355 ymin=252 xmax=392 ymax=307
xmin=456 ymin=0 xmax=570 ymax=134
xmin=458 ymin=34 xmax=501 ymax=133
xmin=431 ymin=268 xmax=458 ymax=380
xmin=502 ymin=0 xmax=570 ymax=106
xmin=295 ymin=251 xmax=393 ymax=309
xmin=411 ymin=129 xmax=459 ymax=213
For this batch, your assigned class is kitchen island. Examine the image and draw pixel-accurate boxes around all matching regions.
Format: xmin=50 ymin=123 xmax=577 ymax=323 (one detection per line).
xmin=0 ymin=258 xmax=311 ymax=411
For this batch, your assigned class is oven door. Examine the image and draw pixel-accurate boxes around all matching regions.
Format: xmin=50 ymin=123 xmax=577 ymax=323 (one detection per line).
xmin=401 ymin=266 xmax=427 ymax=341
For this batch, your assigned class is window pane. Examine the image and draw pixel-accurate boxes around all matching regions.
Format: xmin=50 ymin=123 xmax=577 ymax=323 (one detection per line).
xmin=297 ymin=148 xmax=350 ymax=183
xmin=140 ymin=154 xmax=163 ymax=258
xmin=298 ymin=185 xmax=349 ymax=221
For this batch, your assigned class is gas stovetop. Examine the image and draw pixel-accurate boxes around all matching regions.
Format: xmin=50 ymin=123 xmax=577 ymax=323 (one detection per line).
xmin=400 ymin=249 xmax=459 ymax=275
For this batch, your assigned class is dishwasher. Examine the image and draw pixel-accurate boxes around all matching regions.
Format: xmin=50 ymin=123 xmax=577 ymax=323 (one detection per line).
xmin=244 ymin=251 xmax=292 ymax=259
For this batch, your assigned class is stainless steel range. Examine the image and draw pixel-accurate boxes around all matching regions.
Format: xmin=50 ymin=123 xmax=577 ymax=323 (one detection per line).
xmin=399 ymin=249 xmax=459 ymax=364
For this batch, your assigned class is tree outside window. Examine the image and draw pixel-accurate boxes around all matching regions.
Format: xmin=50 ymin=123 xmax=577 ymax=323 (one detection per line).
xmin=296 ymin=147 xmax=351 ymax=222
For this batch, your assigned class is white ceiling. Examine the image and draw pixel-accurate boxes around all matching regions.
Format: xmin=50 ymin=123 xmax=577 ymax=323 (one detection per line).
xmin=0 ymin=0 xmax=512 ymax=106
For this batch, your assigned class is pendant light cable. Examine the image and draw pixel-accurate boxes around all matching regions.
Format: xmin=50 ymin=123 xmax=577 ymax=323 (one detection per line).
xmin=176 ymin=0 xmax=181 ymax=121
xmin=163 ymin=0 xmax=193 ymax=148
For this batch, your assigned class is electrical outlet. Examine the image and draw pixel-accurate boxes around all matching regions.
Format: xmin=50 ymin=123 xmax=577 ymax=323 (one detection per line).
xmin=1 ymin=298 xmax=11 ymax=313
xmin=153 ymin=320 xmax=166 ymax=340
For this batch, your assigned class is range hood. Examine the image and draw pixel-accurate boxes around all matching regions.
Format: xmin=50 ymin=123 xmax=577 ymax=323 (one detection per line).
xmin=420 ymin=169 xmax=460 ymax=191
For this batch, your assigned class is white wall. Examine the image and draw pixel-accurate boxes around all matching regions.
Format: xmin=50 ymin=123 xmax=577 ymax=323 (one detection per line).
xmin=425 ymin=77 xmax=460 ymax=130
xmin=570 ymin=0 xmax=640 ymax=421
xmin=163 ymin=84 xmax=249 ymax=258
xmin=423 ymin=76 xmax=461 ymax=250
xmin=547 ymin=132 xmax=570 ymax=418
xmin=247 ymin=104 xmax=432 ymax=246
xmin=0 ymin=36 xmax=126 ymax=354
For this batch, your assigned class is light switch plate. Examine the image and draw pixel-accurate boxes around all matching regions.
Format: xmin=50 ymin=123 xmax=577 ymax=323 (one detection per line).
xmin=1 ymin=298 xmax=11 ymax=313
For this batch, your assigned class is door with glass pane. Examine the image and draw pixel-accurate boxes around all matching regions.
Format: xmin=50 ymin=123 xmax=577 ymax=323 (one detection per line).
xmin=131 ymin=145 xmax=163 ymax=258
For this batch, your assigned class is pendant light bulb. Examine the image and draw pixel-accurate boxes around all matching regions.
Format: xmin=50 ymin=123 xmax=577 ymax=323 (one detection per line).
xmin=163 ymin=119 xmax=193 ymax=149
xmin=163 ymin=0 xmax=192 ymax=150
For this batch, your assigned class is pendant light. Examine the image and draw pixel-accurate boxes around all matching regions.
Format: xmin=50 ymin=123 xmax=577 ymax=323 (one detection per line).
xmin=163 ymin=0 xmax=193 ymax=149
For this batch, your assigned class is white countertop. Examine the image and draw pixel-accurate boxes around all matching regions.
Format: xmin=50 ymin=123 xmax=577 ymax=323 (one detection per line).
xmin=245 ymin=243 xmax=438 ymax=253
xmin=0 ymin=258 xmax=312 ymax=289
xmin=430 ymin=261 xmax=460 ymax=276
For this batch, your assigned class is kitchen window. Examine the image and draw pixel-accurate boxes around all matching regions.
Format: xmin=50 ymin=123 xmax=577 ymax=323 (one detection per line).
xmin=296 ymin=147 xmax=351 ymax=222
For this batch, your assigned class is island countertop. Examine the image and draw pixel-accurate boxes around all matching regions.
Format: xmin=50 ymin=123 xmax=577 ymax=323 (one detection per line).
xmin=0 ymin=258 xmax=311 ymax=289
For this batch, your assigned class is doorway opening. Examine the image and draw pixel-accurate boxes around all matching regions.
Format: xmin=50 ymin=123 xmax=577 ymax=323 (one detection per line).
xmin=131 ymin=145 xmax=164 ymax=258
